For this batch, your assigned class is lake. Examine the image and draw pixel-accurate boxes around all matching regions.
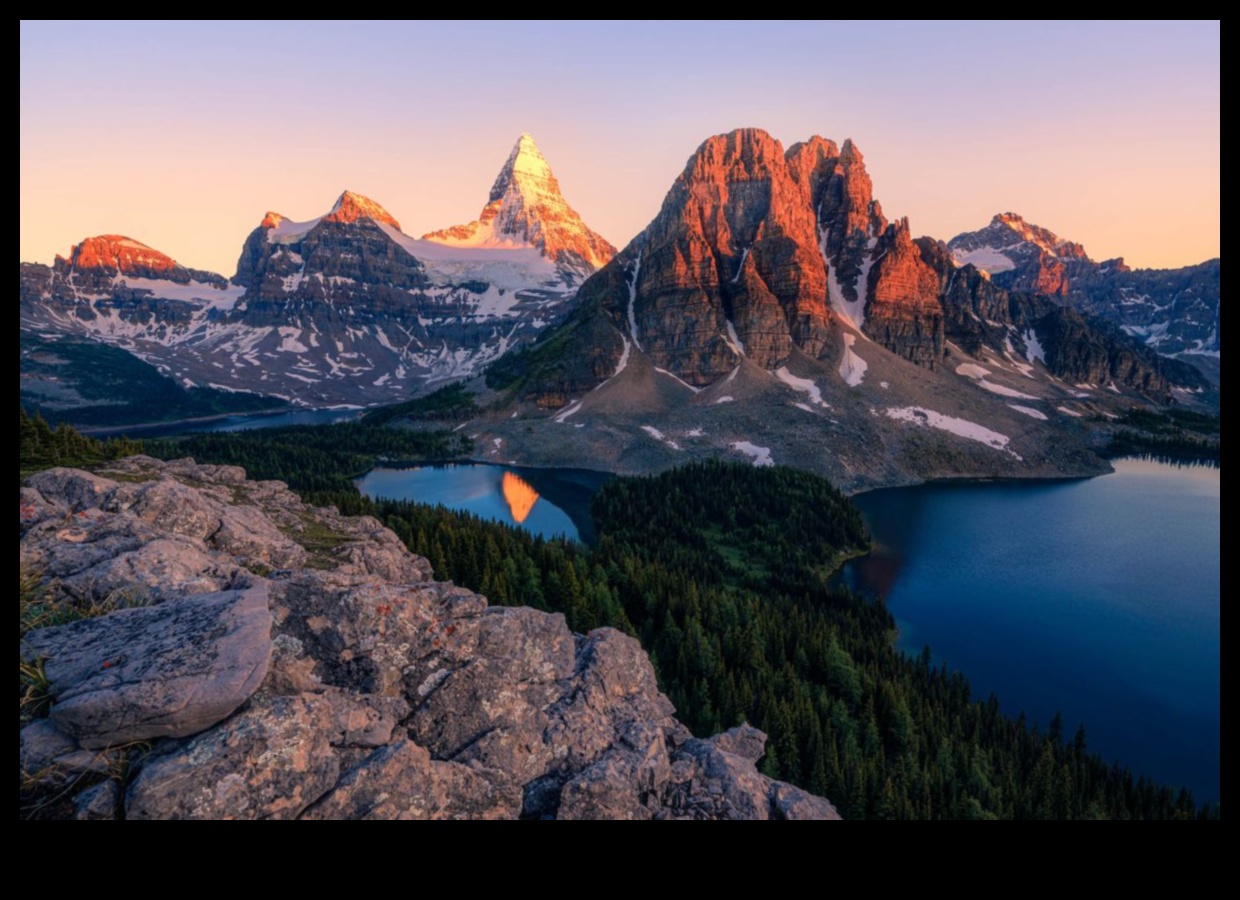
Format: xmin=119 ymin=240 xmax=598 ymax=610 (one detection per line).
xmin=836 ymin=457 xmax=1220 ymax=804
xmin=357 ymin=456 xmax=1220 ymax=804
xmin=86 ymin=407 xmax=363 ymax=439
xmin=356 ymin=463 xmax=611 ymax=543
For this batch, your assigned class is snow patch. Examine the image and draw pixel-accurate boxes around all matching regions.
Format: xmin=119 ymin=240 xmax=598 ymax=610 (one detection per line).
xmin=1022 ymin=328 xmax=1046 ymax=365
xmin=626 ymin=250 xmax=644 ymax=351
xmin=838 ymin=333 xmax=868 ymax=387
xmin=955 ymin=361 xmax=1038 ymax=399
xmin=277 ymin=327 xmax=309 ymax=354
xmin=730 ymin=441 xmax=773 ymax=467
xmin=1008 ymin=404 xmax=1048 ymax=420
xmin=641 ymin=425 xmax=681 ymax=451
xmin=714 ymin=396 xmax=735 ymax=404
xmin=885 ymin=406 xmax=1017 ymax=457
xmin=724 ymin=319 xmax=746 ymax=356
xmin=553 ymin=401 xmax=583 ymax=423
xmin=951 ymin=245 xmax=1016 ymax=274
xmin=1056 ymin=406 xmax=1083 ymax=418
xmin=955 ymin=363 xmax=991 ymax=380
xmin=775 ymin=367 xmax=828 ymax=407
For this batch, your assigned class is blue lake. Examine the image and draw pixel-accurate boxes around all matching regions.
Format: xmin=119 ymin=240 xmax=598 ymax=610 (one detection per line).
xmin=357 ymin=456 xmax=1220 ymax=804
xmin=836 ymin=457 xmax=1220 ymax=803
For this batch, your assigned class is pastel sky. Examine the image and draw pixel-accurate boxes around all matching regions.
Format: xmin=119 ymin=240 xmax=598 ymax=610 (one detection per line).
xmin=21 ymin=21 xmax=1219 ymax=275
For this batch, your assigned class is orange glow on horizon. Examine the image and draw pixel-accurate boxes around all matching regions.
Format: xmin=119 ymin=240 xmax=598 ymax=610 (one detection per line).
xmin=502 ymin=471 xmax=539 ymax=524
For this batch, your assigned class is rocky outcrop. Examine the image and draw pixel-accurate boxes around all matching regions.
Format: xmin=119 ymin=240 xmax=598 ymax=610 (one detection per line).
xmin=19 ymin=456 xmax=839 ymax=820
xmin=865 ymin=218 xmax=944 ymax=366
xmin=23 ymin=585 xmax=272 ymax=749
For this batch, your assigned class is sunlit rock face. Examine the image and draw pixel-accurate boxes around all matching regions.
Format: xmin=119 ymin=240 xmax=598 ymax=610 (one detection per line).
xmin=514 ymin=128 xmax=1206 ymax=408
xmin=502 ymin=471 xmax=539 ymax=524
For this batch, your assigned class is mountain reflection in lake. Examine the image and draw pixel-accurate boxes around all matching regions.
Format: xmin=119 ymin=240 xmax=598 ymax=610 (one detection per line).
xmin=356 ymin=464 xmax=612 ymax=543
xmin=502 ymin=471 xmax=539 ymax=524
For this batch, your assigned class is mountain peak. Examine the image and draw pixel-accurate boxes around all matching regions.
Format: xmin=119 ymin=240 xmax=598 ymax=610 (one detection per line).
xmin=324 ymin=191 xmax=401 ymax=230
xmin=55 ymin=234 xmax=181 ymax=277
xmin=423 ymin=135 xmax=615 ymax=272
xmin=984 ymin=212 xmax=1089 ymax=261
xmin=260 ymin=212 xmax=285 ymax=230
xmin=488 ymin=133 xmax=555 ymax=204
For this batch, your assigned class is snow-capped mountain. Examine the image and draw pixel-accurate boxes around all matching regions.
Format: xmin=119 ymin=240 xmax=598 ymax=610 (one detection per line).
xmin=949 ymin=214 xmax=1220 ymax=360
xmin=423 ymin=134 xmax=615 ymax=276
xmin=20 ymin=136 xmax=613 ymax=413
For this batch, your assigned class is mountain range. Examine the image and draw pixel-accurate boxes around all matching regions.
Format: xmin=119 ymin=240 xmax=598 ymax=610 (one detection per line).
xmin=21 ymin=134 xmax=612 ymax=413
xmin=466 ymin=129 xmax=1212 ymax=490
xmin=20 ymin=128 xmax=1218 ymax=488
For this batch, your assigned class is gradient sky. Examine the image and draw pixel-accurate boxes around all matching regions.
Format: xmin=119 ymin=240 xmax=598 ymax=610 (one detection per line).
xmin=21 ymin=21 xmax=1219 ymax=275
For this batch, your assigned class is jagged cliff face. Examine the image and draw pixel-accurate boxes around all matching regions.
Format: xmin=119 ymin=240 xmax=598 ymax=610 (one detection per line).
xmin=514 ymin=128 xmax=1197 ymax=408
xmin=619 ymin=128 xmax=832 ymax=380
xmin=19 ymin=456 xmax=840 ymax=820
xmin=949 ymin=214 xmax=1221 ymax=359
xmin=913 ymin=238 xmax=1205 ymax=399
xmin=423 ymin=134 xmax=615 ymax=276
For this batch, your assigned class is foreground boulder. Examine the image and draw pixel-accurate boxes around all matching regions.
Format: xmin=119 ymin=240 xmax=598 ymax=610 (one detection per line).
xmin=22 ymin=585 xmax=271 ymax=749
xmin=20 ymin=456 xmax=840 ymax=820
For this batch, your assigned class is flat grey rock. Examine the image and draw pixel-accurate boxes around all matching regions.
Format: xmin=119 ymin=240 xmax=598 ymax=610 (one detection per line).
xmin=22 ymin=585 xmax=272 ymax=749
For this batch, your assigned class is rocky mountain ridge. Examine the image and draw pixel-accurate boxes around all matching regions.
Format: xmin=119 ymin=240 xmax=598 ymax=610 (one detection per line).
xmin=508 ymin=129 xmax=1199 ymax=408
xmin=20 ymin=136 xmax=613 ymax=411
xmin=949 ymin=213 xmax=1220 ymax=359
xmin=20 ymin=455 xmax=838 ymax=820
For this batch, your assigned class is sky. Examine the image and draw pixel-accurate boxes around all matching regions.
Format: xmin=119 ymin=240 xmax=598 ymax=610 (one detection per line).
xmin=21 ymin=21 xmax=1219 ymax=275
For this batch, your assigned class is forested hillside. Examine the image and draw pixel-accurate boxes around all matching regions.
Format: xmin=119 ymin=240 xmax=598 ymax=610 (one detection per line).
xmin=128 ymin=426 xmax=1209 ymax=819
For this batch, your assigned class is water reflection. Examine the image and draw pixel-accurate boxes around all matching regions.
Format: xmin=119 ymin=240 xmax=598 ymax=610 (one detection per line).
xmin=502 ymin=471 xmax=540 ymax=524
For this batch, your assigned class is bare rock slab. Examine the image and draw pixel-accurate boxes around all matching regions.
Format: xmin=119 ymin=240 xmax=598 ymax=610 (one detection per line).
xmin=21 ymin=585 xmax=272 ymax=749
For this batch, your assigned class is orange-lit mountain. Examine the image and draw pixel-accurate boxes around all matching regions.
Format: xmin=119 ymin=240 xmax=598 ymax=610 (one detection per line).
xmin=470 ymin=128 xmax=1208 ymax=491
xmin=20 ymin=136 xmax=615 ymax=413
xmin=51 ymin=235 xmax=229 ymax=292
xmin=424 ymin=134 xmax=615 ymax=276
xmin=504 ymin=128 xmax=1200 ymax=407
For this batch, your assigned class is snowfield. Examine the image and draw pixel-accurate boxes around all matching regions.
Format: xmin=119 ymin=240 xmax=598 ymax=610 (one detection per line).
xmin=885 ymin=406 xmax=1017 ymax=456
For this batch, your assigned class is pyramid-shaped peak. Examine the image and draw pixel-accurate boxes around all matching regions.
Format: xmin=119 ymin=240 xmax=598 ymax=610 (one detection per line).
xmin=324 ymin=191 xmax=401 ymax=230
xmin=489 ymin=134 xmax=557 ymax=203
xmin=426 ymin=133 xmax=614 ymax=272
